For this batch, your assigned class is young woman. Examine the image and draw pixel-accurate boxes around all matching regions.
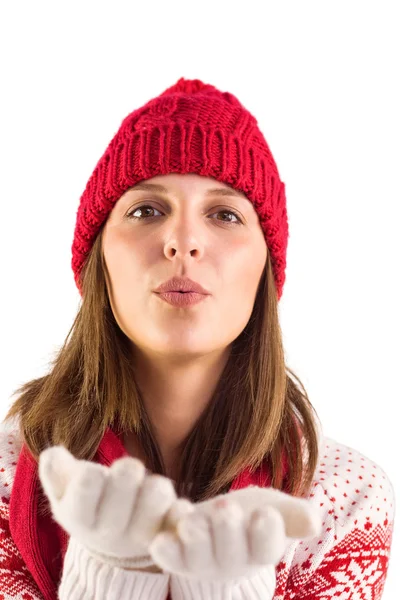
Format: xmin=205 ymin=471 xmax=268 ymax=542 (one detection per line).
xmin=0 ymin=77 xmax=395 ymax=599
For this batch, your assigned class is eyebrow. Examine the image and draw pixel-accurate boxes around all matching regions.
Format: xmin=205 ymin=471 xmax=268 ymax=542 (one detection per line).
xmin=129 ymin=182 xmax=245 ymax=199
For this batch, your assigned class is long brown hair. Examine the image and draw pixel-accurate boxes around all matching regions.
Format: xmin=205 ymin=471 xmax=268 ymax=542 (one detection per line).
xmin=4 ymin=223 xmax=321 ymax=503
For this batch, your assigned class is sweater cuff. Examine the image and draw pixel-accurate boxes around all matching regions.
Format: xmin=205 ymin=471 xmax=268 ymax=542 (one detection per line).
xmin=59 ymin=537 xmax=170 ymax=600
xmin=169 ymin=566 xmax=276 ymax=600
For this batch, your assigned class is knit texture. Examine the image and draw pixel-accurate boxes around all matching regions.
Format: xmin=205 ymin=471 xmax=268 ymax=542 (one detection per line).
xmin=71 ymin=77 xmax=288 ymax=300
xmin=58 ymin=536 xmax=169 ymax=600
xmin=0 ymin=423 xmax=395 ymax=599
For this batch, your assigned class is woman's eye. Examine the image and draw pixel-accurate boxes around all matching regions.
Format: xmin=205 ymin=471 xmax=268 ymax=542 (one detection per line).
xmin=127 ymin=205 xmax=162 ymax=219
xmin=213 ymin=210 xmax=242 ymax=224
xmin=127 ymin=205 xmax=242 ymax=225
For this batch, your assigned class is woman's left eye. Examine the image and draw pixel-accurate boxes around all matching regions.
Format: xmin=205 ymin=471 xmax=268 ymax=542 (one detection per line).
xmin=213 ymin=209 xmax=242 ymax=224
xmin=126 ymin=205 xmax=242 ymax=225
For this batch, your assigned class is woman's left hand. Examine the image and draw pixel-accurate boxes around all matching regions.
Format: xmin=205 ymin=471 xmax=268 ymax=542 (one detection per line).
xmin=148 ymin=485 xmax=322 ymax=582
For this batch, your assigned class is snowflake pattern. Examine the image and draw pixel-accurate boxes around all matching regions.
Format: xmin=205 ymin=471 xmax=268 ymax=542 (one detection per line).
xmin=273 ymin=438 xmax=395 ymax=600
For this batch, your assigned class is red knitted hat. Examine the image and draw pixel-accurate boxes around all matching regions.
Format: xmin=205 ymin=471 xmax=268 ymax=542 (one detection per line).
xmin=71 ymin=77 xmax=289 ymax=300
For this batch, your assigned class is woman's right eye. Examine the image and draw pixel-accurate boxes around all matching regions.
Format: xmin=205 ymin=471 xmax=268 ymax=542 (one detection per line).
xmin=127 ymin=205 xmax=161 ymax=220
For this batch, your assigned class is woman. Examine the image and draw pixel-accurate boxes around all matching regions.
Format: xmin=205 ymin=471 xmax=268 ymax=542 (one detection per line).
xmin=0 ymin=77 xmax=395 ymax=599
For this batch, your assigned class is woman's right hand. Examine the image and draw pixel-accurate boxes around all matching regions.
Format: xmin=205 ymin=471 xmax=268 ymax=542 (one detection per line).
xmin=38 ymin=445 xmax=179 ymax=570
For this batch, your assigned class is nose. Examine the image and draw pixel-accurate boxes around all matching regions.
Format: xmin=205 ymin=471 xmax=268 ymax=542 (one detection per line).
xmin=163 ymin=221 xmax=205 ymax=261
xmin=164 ymin=240 xmax=203 ymax=260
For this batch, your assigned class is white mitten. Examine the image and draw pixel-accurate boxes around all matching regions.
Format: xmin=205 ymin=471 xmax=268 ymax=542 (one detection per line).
xmin=38 ymin=445 xmax=178 ymax=570
xmin=149 ymin=485 xmax=322 ymax=584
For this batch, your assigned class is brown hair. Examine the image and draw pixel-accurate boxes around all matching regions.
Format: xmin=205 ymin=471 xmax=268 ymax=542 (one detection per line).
xmin=4 ymin=224 xmax=321 ymax=503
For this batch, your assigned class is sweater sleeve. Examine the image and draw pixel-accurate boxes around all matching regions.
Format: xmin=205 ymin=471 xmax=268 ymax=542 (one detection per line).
xmin=58 ymin=536 xmax=170 ymax=600
xmin=274 ymin=439 xmax=397 ymax=600
xmin=284 ymin=514 xmax=395 ymax=600
xmin=169 ymin=566 xmax=276 ymax=600
xmin=0 ymin=494 xmax=46 ymax=599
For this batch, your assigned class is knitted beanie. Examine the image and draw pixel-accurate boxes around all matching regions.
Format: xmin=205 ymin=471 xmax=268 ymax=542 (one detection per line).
xmin=71 ymin=77 xmax=289 ymax=300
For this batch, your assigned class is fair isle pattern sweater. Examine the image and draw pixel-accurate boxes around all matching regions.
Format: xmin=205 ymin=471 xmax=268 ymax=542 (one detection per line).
xmin=0 ymin=423 xmax=395 ymax=600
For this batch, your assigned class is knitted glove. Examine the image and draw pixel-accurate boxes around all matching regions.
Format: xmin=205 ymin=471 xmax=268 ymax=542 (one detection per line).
xmin=38 ymin=445 xmax=177 ymax=570
xmin=148 ymin=485 xmax=322 ymax=590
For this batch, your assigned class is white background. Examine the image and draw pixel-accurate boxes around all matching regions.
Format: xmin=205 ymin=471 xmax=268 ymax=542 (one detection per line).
xmin=0 ymin=1 xmax=398 ymax=597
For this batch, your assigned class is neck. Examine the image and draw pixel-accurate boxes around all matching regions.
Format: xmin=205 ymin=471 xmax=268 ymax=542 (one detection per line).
xmin=126 ymin=346 xmax=231 ymax=475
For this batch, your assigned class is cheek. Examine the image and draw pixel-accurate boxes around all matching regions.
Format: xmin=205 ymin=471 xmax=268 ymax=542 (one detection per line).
xmin=102 ymin=233 xmax=146 ymax=312
xmin=102 ymin=231 xmax=150 ymax=333
xmin=214 ymin=254 xmax=264 ymax=344
xmin=228 ymin=267 xmax=261 ymax=313
xmin=104 ymin=229 xmax=147 ymax=279
xmin=223 ymin=240 xmax=266 ymax=292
